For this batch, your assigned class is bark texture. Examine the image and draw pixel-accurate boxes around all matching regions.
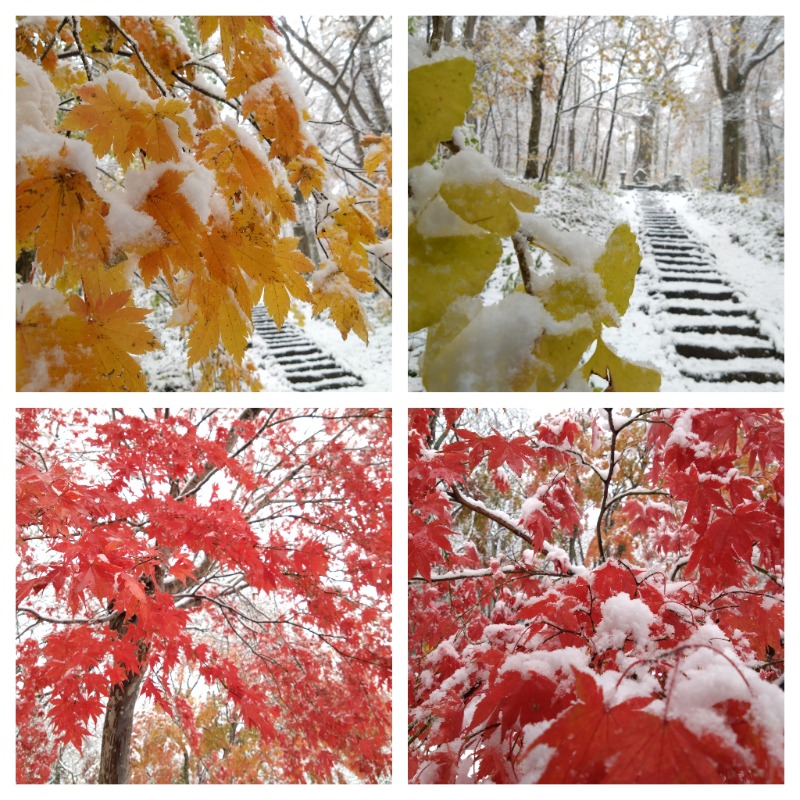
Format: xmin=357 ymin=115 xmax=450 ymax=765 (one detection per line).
xmin=97 ymin=643 xmax=149 ymax=784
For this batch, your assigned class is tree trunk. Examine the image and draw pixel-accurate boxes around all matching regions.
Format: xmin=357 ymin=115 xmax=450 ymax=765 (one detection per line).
xmin=97 ymin=660 xmax=147 ymax=783
xmin=462 ymin=16 xmax=478 ymax=49
xmin=599 ymin=35 xmax=630 ymax=187
xmin=524 ymin=16 xmax=546 ymax=180
xmin=429 ymin=17 xmax=447 ymax=53
xmin=719 ymin=96 xmax=743 ymax=190
xmin=705 ymin=16 xmax=783 ymax=191
xmin=633 ymin=102 xmax=656 ymax=180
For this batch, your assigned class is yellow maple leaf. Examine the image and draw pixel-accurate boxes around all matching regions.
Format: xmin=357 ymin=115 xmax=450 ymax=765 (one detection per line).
xmin=185 ymin=278 xmax=250 ymax=366
xmin=136 ymin=96 xmax=195 ymax=162
xmin=260 ymin=238 xmax=314 ymax=328
xmin=311 ymin=270 xmax=370 ymax=343
xmin=286 ymin=146 xmax=325 ymax=199
xmin=198 ymin=123 xmax=291 ymax=217
xmin=362 ymin=133 xmax=392 ymax=181
xmin=242 ymin=83 xmax=304 ymax=163
xmin=17 ymin=151 xmax=110 ymax=278
xmin=17 ymin=288 xmax=159 ymax=391
xmin=377 ymin=185 xmax=392 ymax=234
xmin=60 ymin=79 xmax=146 ymax=169
xmin=204 ymin=17 xmax=278 ymax=98
xmin=137 ymin=168 xmax=205 ymax=283
xmin=330 ymin=197 xmax=379 ymax=247
xmin=328 ymin=236 xmax=376 ymax=293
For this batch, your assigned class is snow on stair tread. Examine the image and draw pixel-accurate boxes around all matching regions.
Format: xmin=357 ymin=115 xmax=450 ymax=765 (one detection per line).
xmin=635 ymin=189 xmax=782 ymax=388
xmin=669 ymin=331 xmax=777 ymax=351
xmin=250 ymin=304 xmax=363 ymax=391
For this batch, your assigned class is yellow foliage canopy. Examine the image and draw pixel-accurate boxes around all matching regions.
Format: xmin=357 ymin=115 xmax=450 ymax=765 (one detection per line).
xmin=15 ymin=15 xmax=388 ymax=392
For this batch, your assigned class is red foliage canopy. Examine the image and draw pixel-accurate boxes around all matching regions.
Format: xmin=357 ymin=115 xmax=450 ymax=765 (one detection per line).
xmin=409 ymin=408 xmax=783 ymax=784
xmin=17 ymin=408 xmax=391 ymax=784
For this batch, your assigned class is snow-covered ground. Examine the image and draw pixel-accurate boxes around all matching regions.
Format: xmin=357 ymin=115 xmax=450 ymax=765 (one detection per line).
xmin=140 ymin=287 xmax=391 ymax=392
xmin=409 ymin=176 xmax=784 ymax=392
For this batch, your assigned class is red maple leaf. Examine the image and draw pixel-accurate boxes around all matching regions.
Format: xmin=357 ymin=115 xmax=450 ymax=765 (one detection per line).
xmin=688 ymin=503 xmax=777 ymax=588
xmin=670 ymin=464 xmax=727 ymax=531
xmin=469 ymin=670 xmax=560 ymax=738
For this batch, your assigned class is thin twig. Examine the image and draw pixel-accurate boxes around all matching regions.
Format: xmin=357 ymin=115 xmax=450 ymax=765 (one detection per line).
xmin=38 ymin=17 xmax=70 ymax=63
xmin=105 ymin=16 xmax=168 ymax=96
xmin=373 ymin=275 xmax=392 ymax=298
xmin=70 ymin=17 xmax=93 ymax=82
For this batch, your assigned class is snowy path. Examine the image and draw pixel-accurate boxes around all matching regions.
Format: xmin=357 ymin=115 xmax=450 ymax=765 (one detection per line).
xmin=251 ymin=305 xmax=364 ymax=391
xmin=623 ymin=191 xmax=784 ymax=389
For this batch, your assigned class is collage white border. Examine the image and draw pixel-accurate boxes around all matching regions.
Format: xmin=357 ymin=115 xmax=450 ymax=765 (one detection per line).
xmin=5 ymin=3 xmax=797 ymax=794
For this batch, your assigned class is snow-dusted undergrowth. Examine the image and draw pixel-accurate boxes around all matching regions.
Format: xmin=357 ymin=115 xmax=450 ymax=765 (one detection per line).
xmin=409 ymin=174 xmax=784 ymax=392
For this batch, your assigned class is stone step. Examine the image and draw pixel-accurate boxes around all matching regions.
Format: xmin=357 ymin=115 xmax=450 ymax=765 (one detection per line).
xmin=681 ymin=369 xmax=783 ymax=385
xmin=659 ymin=275 xmax=726 ymax=284
xmin=664 ymin=306 xmax=751 ymax=317
xmin=251 ymin=304 xmax=364 ymax=391
xmin=659 ymin=288 xmax=737 ymax=301
xmin=653 ymin=256 xmax=712 ymax=266
xmin=672 ymin=323 xmax=768 ymax=339
xmin=673 ymin=342 xmax=781 ymax=361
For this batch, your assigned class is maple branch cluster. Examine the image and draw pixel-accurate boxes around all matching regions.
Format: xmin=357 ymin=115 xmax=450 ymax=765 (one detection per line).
xmin=16 ymin=16 xmax=391 ymax=391
xmin=408 ymin=408 xmax=784 ymax=784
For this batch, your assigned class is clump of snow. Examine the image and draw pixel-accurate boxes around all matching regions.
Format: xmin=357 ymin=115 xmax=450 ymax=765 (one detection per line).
xmin=595 ymin=667 xmax=661 ymax=706
xmin=104 ymin=192 xmax=163 ymax=253
xmin=517 ymin=741 xmax=556 ymax=783
xmin=518 ymin=493 xmax=545 ymax=524
xmin=16 ymin=53 xmax=59 ymax=132
xmin=541 ymin=541 xmax=571 ymax=573
xmin=593 ymin=594 xmax=656 ymax=652
xmin=176 ymin=156 xmax=216 ymax=223
xmin=421 ymin=293 xmax=546 ymax=391
xmin=409 ymin=34 xmax=473 ymax=70
xmin=442 ymin=148 xmax=501 ymax=186
xmin=17 ymin=125 xmax=100 ymax=186
xmin=414 ymin=198 xmax=478 ymax=239
xmin=17 ymin=285 xmax=69 ymax=321
xmin=499 ymin=646 xmax=590 ymax=682
xmin=664 ymin=622 xmax=784 ymax=765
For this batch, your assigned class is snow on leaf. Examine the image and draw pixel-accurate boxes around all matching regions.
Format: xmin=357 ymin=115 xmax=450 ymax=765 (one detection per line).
xmin=137 ymin=167 xmax=205 ymax=282
xmin=409 ymin=222 xmax=502 ymax=332
xmin=17 ymin=152 xmax=110 ymax=278
xmin=440 ymin=150 xmax=539 ymax=236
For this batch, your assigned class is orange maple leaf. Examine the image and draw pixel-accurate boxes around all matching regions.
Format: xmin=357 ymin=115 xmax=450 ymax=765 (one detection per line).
xmin=242 ymin=83 xmax=304 ymax=163
xmin=286 ymin=146 xmax=325 ymax=200
xmin=362 ymin=132 xmax=392 ymax=181
xmin=60 ymin=79 xmax=145 ymax=169
xmin=17 ymin=152 xmax=110 ymax=278
xmin=197 ymin=123 xmax=294 ymax=220
xmin=137 ymin=168 xmax=205 ymax=283
xmin=17 ymin=287 xmax=159 ymax=391
xmin=310 ymin=270 xmax=370 ymax=343
xmin=136 ymin=96 xmax=195 ymax=162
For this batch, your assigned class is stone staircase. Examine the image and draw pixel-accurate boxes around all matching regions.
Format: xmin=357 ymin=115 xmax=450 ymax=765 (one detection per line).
xmin=251 ymin=305 xmax=364 ymax=391
xmin=636 ymin=192 xmax=783 ymax=387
